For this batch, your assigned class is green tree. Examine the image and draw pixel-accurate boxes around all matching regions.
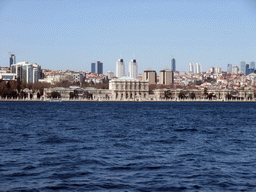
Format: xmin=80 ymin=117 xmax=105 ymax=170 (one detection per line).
xmin=203 ymin=88 xmax=208 ymax=98
xmin=226 ymin=93 xmax=232 ymax=100
xmin=165 ymin=90 xmax=172 ymax=99
xmin=50 ymin=91 xmax=61 ymax=98
xmin=178 ymin=91 xmax=186 ymax=99
xmin=189 ymin=92 xmax=196 ymax=99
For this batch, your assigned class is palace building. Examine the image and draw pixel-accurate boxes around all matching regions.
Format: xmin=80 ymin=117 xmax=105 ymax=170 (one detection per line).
xmin=109 ymin=76 xmax=149 ymax=101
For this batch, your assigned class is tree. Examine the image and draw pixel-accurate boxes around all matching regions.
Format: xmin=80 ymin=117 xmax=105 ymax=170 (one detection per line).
xmin=207 ymin=93 xmax=215 ymax=100
xmin=178 ymin=91 xmax=186 ymax=99
xmin=203 ymin=88 xmax=208 ymax=98
xmin=16 ymin=78 xmax=21 ymax=93
xmin=69 ymin=92 xmax=75 ymax=99
xmin=226 ymin=93 xmax=232 ymax=100
xmin=50 ymin=91 xmax=61 ymax=98
xmin=189 ymin=92 xmax=196 ymax=99
xmin=165 ymin=90 xmax=172 ymax=99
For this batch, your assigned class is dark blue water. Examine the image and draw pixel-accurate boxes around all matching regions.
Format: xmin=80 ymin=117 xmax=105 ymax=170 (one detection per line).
xmin=1 ymin=102 xmax=256 ymax=191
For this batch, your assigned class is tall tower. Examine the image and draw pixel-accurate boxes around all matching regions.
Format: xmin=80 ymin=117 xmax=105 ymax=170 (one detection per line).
xmin=116 ymin=59 xmax=125 ymax=78
xmin=91 ymin=61 xmax=103 ymax=74
xmin=171 ymin=58 xmax=176 ymax=72
xmin=129 ymin=59 xmax=138 ymax=79
xmin=195 ymin=62 xmax=201 ymax=74
xmin=189 ymin=62 xmax=194 ymax=73
xmin=9 ymin=54 xmax=16 ymax=67
xmin=227 ymin=64 xmax=232 ymax=72
xmin=249 ymin=61 xmax=255 ymax=70
xmin=240 ymin=61 xmax=246 ymax=74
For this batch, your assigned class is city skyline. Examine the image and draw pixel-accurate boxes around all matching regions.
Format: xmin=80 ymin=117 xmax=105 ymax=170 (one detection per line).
xmin=0 ymin=0 xmax=256 ymax=73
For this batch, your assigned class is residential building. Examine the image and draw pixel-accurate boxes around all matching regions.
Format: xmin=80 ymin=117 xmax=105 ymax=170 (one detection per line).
xmin=143 ymin=69 xmax=157 ymax=84
xmin=159 ymin=69 xmax=174 ymax=85
xmin=116 ymin=59 xmax=125 ymax=78
xmin=195 ymin=62 xmax=201 ymax=74
xmin=216 ymin=67 xmax=222 ymax=73
xmin=189 ymin=62 xmax=194 ymax=73
xmin=227 ymin=64 xmax=232 ymax=72
xmin=107 ymin=71 xmax=114 ymax=79
xmin=232 ymin=66 xmax=239 ymax=74
xmin=129 ymin=59 xmax=138 ymax=79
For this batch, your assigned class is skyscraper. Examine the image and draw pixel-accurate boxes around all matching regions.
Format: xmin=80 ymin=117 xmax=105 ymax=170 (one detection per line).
xmin=171 ymin=58 xmax=176 ymax=72
xmin=195 ymin=62 xmax=201 ymax=74
xmin=9 ymin=54 xmax=16 ymax=67
xmin=91 ymin=61 xmax=103 ymax=74
xmin=250 ymin=61 xmax=255 ymax=70
xmin=129 ymin=59 xmax=138 ymax=79
xmin=189 ymin=62 xmax=194 ymax=73
xmin=240 ymin=61 xmax=246 ymax=74
xmin=227 ymin=64 xmax=232 ymax=72
xmin=246 ymin=64 xmax=250 ymax=75
xmin=116 ymin=59 xmax=125 ymax=78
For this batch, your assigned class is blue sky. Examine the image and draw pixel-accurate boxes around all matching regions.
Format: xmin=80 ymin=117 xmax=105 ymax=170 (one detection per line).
xmin=0 ymin=0 xmax=256 ymax=74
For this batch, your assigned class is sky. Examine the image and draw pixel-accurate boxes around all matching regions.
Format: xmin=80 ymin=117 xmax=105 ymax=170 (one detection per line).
xmin=0 ymin=0 xmax=256 ymax=74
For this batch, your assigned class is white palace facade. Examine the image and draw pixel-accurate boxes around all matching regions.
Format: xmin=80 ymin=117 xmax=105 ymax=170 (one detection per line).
xmin=109 ymin=76 xmax=149 ymax=101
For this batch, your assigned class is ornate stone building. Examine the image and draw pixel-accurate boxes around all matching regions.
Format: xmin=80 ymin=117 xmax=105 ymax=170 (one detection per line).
xmin=109 ymin=76 xmax=149 ymax=101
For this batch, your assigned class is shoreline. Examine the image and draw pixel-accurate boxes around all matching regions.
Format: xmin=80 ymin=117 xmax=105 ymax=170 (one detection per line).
xmin=0 ymin=99 xmax=255 ymax=102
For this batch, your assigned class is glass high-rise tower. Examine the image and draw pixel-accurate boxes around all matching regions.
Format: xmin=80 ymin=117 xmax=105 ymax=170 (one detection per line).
xmin=9 ymin=54 xmax=16 ymax=67
xmin=171 ymin=58 xmax=176 ymax=72
xmin=240 ymin=61 xmax=246 ymax=74
xmin=91 ymin=61 xmax=103 ymax=74
xmin=227 ymin=64 xmax=232 ymax=72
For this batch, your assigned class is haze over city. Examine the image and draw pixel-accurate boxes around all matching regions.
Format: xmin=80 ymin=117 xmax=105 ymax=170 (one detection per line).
xmin=1 ymin=0 xmax=256 ymax=73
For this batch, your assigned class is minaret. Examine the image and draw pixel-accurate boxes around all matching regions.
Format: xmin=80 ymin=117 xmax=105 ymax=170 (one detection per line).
xmin=116 ymin=59 xmax=125 ymax=78
xmin=129 ymin=59 xmax=138 ymax=79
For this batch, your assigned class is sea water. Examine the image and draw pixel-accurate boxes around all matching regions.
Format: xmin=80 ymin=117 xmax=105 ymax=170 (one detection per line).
xmin=1 ymin=102 xmax=256 ymax=191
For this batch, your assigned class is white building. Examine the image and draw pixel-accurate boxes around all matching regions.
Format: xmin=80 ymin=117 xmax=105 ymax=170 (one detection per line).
xmin=195 ymin=62 xmax=202 ymax=74
xmin=116 ymin=59 xmax=125 ymax=78
xmin=107 ymin=71 xmax=114 ymax=79
xmin=232 ymin=66 xmax=239 ymax=74
xmin=216 ymin=67 xmax=222 ymax=73
xmin=0 ymin=73 xmax=16 ymax=80
xmin=210 ymin=67 xmax=215 ymax=73
xmin=72 ymin=73 xmax=83 ymax=83
xmin=11 ymin=61 xmax=41 ymax=83
xmin=129 ymin=59 xmax=138 ymax=79
xmin=189 ymin=62 xmax=194 ymax=73
xmin=109 ymin=76 xmax=149 ymax=101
